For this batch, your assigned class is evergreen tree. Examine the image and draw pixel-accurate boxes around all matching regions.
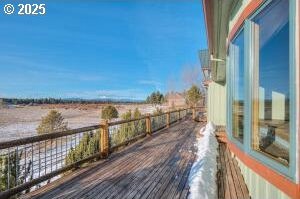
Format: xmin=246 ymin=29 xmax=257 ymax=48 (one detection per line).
xmin=185 ymin=85 xmax=201 ymax=107
xmin=146 ymin=91 xmax=164 ymax=106
xmin=101 ymin=106 xmax=119 ymax=120
xmin=110 ymin=109 xmax=146 ymax=146
xmin=36 ymin=110 xmax=68 ymax=134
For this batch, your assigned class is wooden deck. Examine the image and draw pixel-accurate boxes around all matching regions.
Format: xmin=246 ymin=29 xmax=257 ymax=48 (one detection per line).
xmin=217 ymin=141 xmax=250 ymax=199
xmin=21 ymin=120 xmax=250 ymax=199
xmin=23 ymin=119 xmax=200 ymax=199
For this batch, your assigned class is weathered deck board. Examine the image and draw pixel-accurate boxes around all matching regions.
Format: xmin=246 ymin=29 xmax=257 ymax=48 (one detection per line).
xmin=22 ymin=119 xmax=200 ymax=199
xmin=217 ymin=142 xmax=250 ymax=199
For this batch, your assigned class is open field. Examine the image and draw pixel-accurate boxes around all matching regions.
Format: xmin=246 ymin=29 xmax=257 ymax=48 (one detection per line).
xmin=0 ymin=104 xmax=162 ymax=141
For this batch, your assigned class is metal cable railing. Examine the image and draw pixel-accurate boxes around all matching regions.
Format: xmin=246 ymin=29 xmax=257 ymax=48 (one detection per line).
xmin=0 ymin=125 xmax=101 ymax=198
xmin=151 ymin=113 xmax=167 ymax=132
xmin=109 ymin=118 xmax=147 ymax=148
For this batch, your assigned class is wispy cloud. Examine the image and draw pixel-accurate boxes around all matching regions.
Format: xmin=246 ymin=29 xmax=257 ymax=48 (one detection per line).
xmin=139 ymin=80 xmax=162 ymax=87
xmin=0 ymin=55 xmax=105 ymax=83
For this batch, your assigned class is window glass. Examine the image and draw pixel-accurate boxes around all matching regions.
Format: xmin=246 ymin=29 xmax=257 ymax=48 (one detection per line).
xmin=251 ymin=0 xmax=289 ymax=164
xmin=230 ymin=29 xmax=244 ymax=142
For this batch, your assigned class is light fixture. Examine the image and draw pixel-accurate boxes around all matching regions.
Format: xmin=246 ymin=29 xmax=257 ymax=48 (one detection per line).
xmin=210 ymin=54 xmax=225 ymax=62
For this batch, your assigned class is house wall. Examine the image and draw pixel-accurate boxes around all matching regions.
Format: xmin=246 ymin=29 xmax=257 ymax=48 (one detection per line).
xmin=207 ymin=81 xmax=226 ymax=125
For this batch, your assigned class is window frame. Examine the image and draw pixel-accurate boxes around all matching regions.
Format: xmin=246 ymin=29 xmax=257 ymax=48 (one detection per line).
xmin=227 ymin=26 xmax=246 ymax=149
xmin=229 ymin=27 xmax=246 ymax=144
xmin=227 ymin=0 xmax=297 ymax=181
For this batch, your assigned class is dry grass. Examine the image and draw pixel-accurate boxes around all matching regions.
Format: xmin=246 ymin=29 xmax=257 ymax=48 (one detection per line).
xmin=0 ymin=104 xmax=163 ymax=141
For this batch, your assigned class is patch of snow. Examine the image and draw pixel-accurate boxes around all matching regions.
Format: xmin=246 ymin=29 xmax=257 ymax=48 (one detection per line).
xmin=188 ymin=122 xmax=218 ymax=199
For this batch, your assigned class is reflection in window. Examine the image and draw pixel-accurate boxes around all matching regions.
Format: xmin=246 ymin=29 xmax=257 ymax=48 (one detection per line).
xmin=230 ymin=29 xmax=244 ymax=142
xmin=251 ymin=0 xmax=289 ymax=164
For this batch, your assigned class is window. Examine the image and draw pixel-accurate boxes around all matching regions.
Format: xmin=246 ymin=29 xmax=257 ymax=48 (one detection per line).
xmin=230 ymin=29 xmax=245 ymax=143
xmin=251 ymin=0 xmax=289 ymax=165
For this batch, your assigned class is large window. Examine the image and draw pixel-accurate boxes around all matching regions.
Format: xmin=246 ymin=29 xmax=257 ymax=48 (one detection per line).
xmin=230 ymin=30 xmax=245 ymax=143
xmin=251 ymin=0 xmax=289 ymax=165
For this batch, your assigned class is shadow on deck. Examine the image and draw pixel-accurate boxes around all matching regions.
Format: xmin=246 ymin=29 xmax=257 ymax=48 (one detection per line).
xmin=22 ymin=120 xmax=201 ymax=199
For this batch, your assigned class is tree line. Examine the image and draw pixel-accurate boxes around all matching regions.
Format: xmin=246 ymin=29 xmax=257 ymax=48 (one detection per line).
xmin=0 ymin=98 xmax=144 ymax=105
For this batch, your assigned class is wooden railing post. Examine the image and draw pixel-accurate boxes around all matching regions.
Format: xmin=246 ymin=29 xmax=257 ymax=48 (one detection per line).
xmin=100 ymin=120 xmax=109 ymax=158
xmin=146 ymin=114 xmax=152 ymax=136
xmin=192 ymin=107 xmax=196 ymax=120
xmin=167 ymin=111 xmax=170 ymax=128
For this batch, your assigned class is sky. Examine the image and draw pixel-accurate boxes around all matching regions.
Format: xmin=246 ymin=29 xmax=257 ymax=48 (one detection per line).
xmin=0 ymin=0 xmax=207 ymax=100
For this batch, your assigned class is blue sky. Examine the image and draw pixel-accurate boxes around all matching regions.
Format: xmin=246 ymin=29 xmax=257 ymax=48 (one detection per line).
xmin=0 ymin=0 xmax=207 ymax=100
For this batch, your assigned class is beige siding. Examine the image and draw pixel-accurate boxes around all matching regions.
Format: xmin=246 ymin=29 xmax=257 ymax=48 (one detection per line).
xmin=207 ymin=81 xmax=226 ymax=125
xmin=235 ymin=157 xmax=290 ymax=199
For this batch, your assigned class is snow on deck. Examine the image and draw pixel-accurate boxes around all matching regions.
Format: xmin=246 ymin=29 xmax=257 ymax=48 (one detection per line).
xmin=188 ymin=122 xmax=218 ymax=199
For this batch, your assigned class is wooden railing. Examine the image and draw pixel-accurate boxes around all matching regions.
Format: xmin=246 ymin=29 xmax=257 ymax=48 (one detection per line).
xmin=0 ymin=107 xmax=206 ymax=198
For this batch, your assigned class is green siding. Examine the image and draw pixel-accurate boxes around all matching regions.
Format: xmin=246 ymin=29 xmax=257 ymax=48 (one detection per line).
xmin=207 ymin=82 xmax=226 ymax=125
xmin=235 ymin=156 xmax=290 ymax=199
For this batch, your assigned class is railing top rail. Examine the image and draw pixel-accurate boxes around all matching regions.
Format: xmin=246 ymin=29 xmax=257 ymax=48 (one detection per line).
xmin=149 ymin=112 xmax=167 ymax=118
xmin=108 ymin=115 xmax=148 ymax=126
xmin=108 ymin=108 xmax=190 ymax=126
xmin=0 ymin=124 xmax=101 ymax=149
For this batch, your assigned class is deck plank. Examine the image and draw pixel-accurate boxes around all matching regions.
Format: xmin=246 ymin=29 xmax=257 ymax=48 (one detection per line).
xmin=217 ymin=142 xmax=250 ymax=199
xmin=22 ymin=119 xmax=200 ymax=199
xmin=123 ymin=130 xmax=188 ymax=198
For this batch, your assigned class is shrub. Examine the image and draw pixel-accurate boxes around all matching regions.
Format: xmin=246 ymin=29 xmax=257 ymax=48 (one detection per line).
xmin=65 ymin=132 xmax=100 ymax=165
xmin=0 ymin=150 xmax=32 ymax=193
xmin=101 ymin=105 xmax=119 ymax=120
xmin=153 ymin=107 xmax=163 ymax=115
xmin=36 ymin=110 xmax=68 ymax=134
xmin=110 ymin=109 xmax=146 ymax=146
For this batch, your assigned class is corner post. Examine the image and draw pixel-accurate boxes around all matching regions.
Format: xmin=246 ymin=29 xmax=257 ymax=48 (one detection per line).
xmin=100 ymin=120 xmax=109 ymax=158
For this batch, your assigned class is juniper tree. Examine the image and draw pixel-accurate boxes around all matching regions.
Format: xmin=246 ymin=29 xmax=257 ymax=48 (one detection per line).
xmin=185 ymin=85 xmax=201 ymax=107
xmin=36 ymin=110 xmax=68 ymax=134
xmin=101 ymin=106 xmax=119 ymax=120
